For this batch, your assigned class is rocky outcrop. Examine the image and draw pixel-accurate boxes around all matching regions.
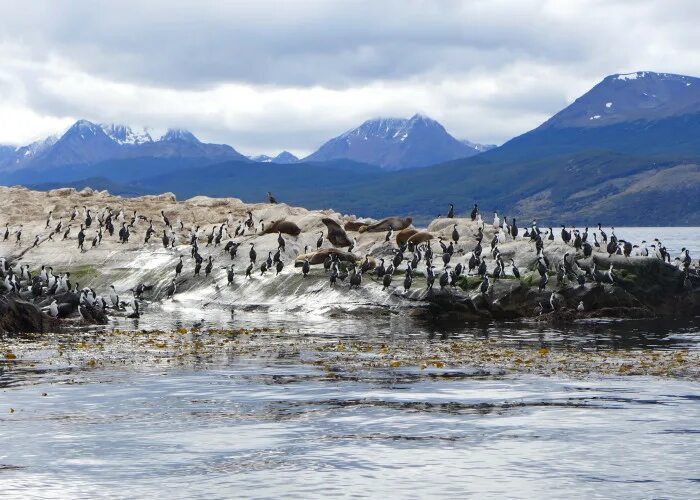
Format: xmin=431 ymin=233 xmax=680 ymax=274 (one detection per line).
xmin=0 ymin=296 xmax=61 ymax=335
xmin=1 ymin=185 xmax=699 ymax=333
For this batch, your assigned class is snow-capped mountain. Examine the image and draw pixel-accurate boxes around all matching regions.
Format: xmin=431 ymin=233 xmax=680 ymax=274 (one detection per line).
xmin=489 ymin=71 xmax=700 ymax=163
xmin=303 ymin=114 xmax=485 ymax=170
xmin=540 ymin=71 xmax=700 ymax=130
xmin=15 ymin=135 xmax=59 ymax=158
xmin=160 ymin=128 xmax=200 ymax=143
xmin=101 ymin=124 xmax=153 ymax=145
xmin=461 ymin=139 xmax=496 ymax=153
xmin=32 ymin=119 xmax=123 ymax=168
xmin=250 ymin=151 xmax=299 ymax=164
xmin=0 ymin=120 xmax=247 ymax=173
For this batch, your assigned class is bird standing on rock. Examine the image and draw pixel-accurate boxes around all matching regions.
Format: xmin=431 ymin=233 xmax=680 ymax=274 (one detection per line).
xmin=480 ymin=275 xmax=490 ymax=295
xmin=166 ymin=279 xmax=177 ymax=299
xmin=249 ymin=243 xmax=257 ymax=263
xmin=439 ymin=267 xmax=451 ymax=289
xmin=227 ymin=265 xmax=235 ymax=285
xmin=385 ymin=226 xmax=394 ymax=243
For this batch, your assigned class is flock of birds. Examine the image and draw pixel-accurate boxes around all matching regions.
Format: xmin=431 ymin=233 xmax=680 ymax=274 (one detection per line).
xmin=1 ymin=195 xmax=698 ymax=324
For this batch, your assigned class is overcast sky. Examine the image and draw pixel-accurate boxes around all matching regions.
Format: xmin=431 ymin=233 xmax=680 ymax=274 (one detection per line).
xmin=1 ymin=0 xmax=699 ymax=156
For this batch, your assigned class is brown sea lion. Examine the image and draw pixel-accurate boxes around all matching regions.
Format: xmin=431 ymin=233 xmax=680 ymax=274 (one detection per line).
xmin=321 ymin=218 xmax=352 ymax=247
xmin=396 ymin=228 xmax=418 ymax=246
xmin=261 ymin=219 xmax=302 ymax=236
xmin=358 ymin=216 xmax=412 ymax=233
xmin=294 ymin=248 xmax=357 ymax=266
xmin=407 ymin=231 xmax=434 ymax=245
xmin=344 ymin=221 xmax=370 ymax=232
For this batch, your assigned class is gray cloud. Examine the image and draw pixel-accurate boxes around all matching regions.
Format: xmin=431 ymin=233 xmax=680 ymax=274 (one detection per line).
xmin=0 ymin=0 xmax=699 ymax=153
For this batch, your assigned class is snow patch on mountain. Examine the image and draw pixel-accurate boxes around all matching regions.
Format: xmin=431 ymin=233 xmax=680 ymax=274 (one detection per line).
xmin=617 ymin=72 xmax=644 ymax=81
xmin=250 ymin=151 xmax=299 ymax=164
xmin=161 ymin=128 xmax=200 ymax=143
xmin=101 ymin=124 xmax=153 ymax=145
xmin=304 ymin=114 xmax=487 ymax=170
xmin=540 ymin=71 xmax=700 ymax=130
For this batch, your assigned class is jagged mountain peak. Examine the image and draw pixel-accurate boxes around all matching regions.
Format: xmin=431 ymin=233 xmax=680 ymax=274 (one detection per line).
xmin=66 ymin=119 xmax=105 ymax=136
xmin=304 ymin=114 xmax=484 ymax=169
xmin=342 ymin=114 xmax=445 ymax=143
xmin=0 ymin=120 xmax=246 ymax=172
xmin=251 ymin=151 xmax=299 ymax=164
xmin=101 ymin=123 xmax=153 ymax=145
xmin=274 ymin=151 xmax=299 ymax=163
xmin=161 ymin=128 xmax=200 ymax=143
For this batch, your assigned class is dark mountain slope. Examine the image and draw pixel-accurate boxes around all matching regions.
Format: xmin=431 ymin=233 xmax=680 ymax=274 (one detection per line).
xmin=134 ymin=159 xmax=387 ymax=212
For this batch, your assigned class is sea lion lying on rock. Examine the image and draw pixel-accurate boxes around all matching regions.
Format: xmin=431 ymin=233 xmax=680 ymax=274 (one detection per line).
xmin=396 ymin=228 xmax=418 ymax=246
xmin=344 ymin=221 xmax=371 ymax=232
xmin=407 ymin=231 xmax=434 ymax=245
xmin=358 ymin=216 xmax=412 ymax=233
xmin=321 ymin=218 xmax=352 ymax=247
xmin=261 ymin=219 xmax=302 ymax=236
xmin=295 ymin=248 xmax=358 ymax=266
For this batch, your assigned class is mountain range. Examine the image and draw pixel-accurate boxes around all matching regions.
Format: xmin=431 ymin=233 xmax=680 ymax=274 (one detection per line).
xmin=0 ymin=120 xmax=247 ymax=175
xmin=249 ymin=151 xmax=299 ymax=164
xmin=4 ymin=71 xmax=700 ymax=224
xmin=0 ymin=113 xmax=486 ymax=175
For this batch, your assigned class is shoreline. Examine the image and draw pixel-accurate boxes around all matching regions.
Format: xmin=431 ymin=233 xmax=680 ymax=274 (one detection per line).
xmin=3 ymin=324 xmax=699 ymax=381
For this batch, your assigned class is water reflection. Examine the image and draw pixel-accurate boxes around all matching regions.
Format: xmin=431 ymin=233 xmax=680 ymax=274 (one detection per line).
xmin=104 ymin=308 xmax=700 ymax=351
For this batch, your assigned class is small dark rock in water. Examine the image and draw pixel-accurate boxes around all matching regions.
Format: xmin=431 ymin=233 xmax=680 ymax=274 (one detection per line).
xmin=0 ymin=296 xmax=61 ymax=335
xmin=536 ymin=309 xmax=577 ymax=325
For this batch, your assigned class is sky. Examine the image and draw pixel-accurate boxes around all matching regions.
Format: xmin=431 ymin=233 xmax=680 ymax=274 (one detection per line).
xmin=1 ymin=0 xmax=700 ymax=156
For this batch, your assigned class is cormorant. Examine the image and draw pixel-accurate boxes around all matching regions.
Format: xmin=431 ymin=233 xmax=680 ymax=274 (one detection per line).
xmin=470 ymin=204 xmax=479 ymax=221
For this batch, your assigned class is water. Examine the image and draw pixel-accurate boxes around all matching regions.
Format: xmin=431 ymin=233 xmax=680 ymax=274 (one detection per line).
xmin=2 ymin=363 xmax=700 ymax=498
xmin=1 ymin=226 xmax=700 ymax=498
xmin=613 ymin=227 xmax=700 ymax=255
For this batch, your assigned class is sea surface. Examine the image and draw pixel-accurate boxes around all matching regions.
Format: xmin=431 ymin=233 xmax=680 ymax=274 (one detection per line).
xmin=1 ymin=227 xmax=700 ymax=499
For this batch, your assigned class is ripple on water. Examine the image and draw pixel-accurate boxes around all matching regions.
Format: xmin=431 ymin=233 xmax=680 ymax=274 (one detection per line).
xmin=1 ymin=364 xmax=700 ymax=498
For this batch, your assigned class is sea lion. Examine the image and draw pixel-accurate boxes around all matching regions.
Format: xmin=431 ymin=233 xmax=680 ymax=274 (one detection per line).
xmin=321 ymin=218 xmax=352 ymax=247
xmin=294 ymin=248 xmax=357 ymax=266
xmin=407 ymin=231 xmax=434 ymax=245
xmin=396 ymin=228 xmax=419 ymax=246
xmin=344 ymin=221 xmax=370 ymax=232
xmin=358 ymin=216 xmax=412 ymax=233
xmin=261 ymin=220 xmax=302 ymax=236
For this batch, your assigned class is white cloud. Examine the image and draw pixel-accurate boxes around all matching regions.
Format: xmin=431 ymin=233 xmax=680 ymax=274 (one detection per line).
xmin=1 ymin=0 xmax=700 ymax=155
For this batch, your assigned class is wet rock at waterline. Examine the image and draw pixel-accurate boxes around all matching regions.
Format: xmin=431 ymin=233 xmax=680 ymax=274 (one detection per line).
xmin=0 ymin=296 xmax=61 ymax=335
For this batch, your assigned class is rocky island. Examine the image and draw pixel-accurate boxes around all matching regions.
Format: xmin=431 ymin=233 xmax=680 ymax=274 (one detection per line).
xmin=0 ymin=185 xmax=698 ymax=334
